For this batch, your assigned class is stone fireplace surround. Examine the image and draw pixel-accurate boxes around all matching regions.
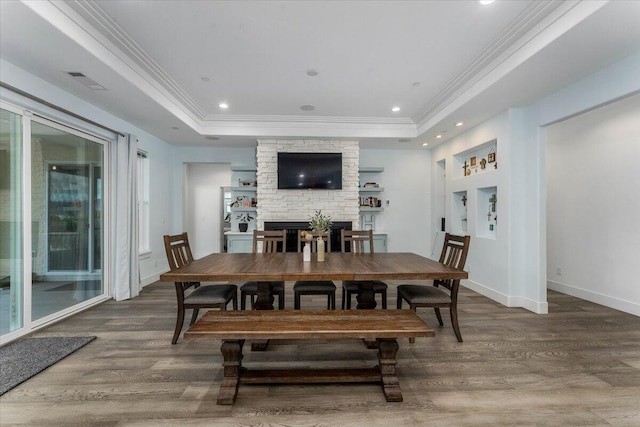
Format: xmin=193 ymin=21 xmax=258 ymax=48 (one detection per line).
xmin=256 ymin=139 xmax=360 ymax=234
xmin=263 ymin=221 xmax=352 ymax=253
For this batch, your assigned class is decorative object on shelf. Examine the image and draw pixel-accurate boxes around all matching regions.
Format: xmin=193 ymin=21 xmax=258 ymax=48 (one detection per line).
xmin=363 ymin=182 xmax=379 ymax=188
xmin=490 ymin=224 xmax=494 ymax=231
xmin=488 ymin=149 xmax=496 ymax=163
xmin=480 ymin=158 xmax=487 ymax=169
xmin=470 ymin=156 xmax=477 ymax=167
xmin=462 ymin=160 xmax=468 ymax=176
xmin=237 ymin=179 xmax=257 ymax=187
xmin=489 ymin=193 xmax=497 ymax=212
xmin=230 ymin=196 xmax=243 ymax=208
xmin=236 ymin=213 xmax=254 ymax=232
xmin=317 ymin=236 xmax=325 ymax=262
xmin=461 ymin=195 xmax=467 ymax=207
xmin=361 ymin=214 xmax=376 ymax=231
xmin=494 ymin=162 xmax=498 ymax=169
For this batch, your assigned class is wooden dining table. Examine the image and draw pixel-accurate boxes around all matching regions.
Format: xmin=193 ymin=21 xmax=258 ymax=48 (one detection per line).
xmin=161 ymin=251 xmax=466 ymax=350
xmin=159 ymin=251 xmax=468 ymax=311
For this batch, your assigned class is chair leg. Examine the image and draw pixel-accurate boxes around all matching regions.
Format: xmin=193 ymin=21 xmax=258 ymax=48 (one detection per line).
xmin=346 ymin=290 xmax=352 ymax=309
xmin=172 ymin=306 xmax=185 ymax=345
xmin=294 ymin=291 xmax=301 ymax=310
xmin=381 ymin=289 xmax=387 ymax=309
xmin=328 ymin=292 xmax=335 ymax=310
xmin=240 ymin=291 xmax=247 ymax=310
xmin=189 ymin=308 xmax=199 ymax=326
xmin=434 ymin=308 xmax=444 ymax=326
xmin=450 ymin=306 xmax=463 ymax=343
xmin=278 ymin=290 xmax=285 ymax=309
xmin=341 ymin=287 xmax=346 ymax=309
xmin=232 ymin=292 xmax=238 ymax=310
xmin=250 ymin=294 xmax=255 ymax=309
xmin=397 ymin=294 xmax=403 ymax=309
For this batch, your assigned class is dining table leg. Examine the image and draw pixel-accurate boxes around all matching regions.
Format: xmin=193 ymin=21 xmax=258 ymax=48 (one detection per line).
xmin=355 ymin=282 xmax=379 ymax=349
xmin=251 ymin=281 xmax=274 ymax=351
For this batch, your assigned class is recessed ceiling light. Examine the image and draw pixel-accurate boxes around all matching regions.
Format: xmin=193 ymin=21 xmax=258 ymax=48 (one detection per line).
xmin=479 ymin=0 xmax=495 ymax=5
xmin=422 ymin=143 xmax=429 ymax=147
xmin=306 ymin=69 xmax=319 ymax=77
xmin=219 ymin=103 xmax=229 ymax=109
xmin=436 ymin=134 xmax=442 ymax=139
xmin=206 ymin=136 xmax=220 ymax=140
xmin=456 ymin=122 xmax=464 ymax=127
xmin=391 ymin=106 xmax=400 ymax=112
xmin=201 ymin=77 xmax=210 ymax=82
xmin=172 ymin=126 xmax=179 ymax=130
xmin=300 ymin=104 xmax=315 ymax=111
xmin=412 ymin=82 xmax=421 ymax=87
xmin=398 ymin=138 xmax=411 ymax=143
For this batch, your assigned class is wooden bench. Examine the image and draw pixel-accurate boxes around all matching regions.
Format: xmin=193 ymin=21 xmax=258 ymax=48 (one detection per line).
xmin=184 ymin=309 xmax=434 ymax=404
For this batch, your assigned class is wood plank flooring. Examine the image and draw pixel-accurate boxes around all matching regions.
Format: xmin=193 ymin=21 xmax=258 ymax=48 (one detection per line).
xmin=1 ymin=281 xmax=639 ymax=426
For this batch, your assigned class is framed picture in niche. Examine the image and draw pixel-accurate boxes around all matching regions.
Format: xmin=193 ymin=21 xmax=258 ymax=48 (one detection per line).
xmin=488 ymin=151 xmax=496 ymax=163
xmin=470 ymin=156 xmax=477 ymax=167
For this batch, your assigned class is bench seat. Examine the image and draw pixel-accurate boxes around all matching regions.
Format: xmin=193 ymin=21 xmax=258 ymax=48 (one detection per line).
xmin=184 ymin=309 xmax=434 ymax=404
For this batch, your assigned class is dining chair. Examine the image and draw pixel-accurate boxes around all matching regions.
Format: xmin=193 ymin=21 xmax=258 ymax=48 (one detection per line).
xmin=293 ymin=231 xmax=336 ymax=309
xmin=397 ymin=233 xmax=470 ymax=342
xmin=163 ymin=232 xmax=237 ymax=344
xmin=340 ymin=229 xmax=388 ymax=309
xmin=240 ymin=230 xmax=286 ymax=309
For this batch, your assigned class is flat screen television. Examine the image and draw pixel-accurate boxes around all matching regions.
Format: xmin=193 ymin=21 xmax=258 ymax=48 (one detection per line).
xmin=277 ymin=152 xmax=342 ymax=189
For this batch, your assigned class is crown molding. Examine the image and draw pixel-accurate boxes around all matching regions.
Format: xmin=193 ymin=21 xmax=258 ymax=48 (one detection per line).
xmin=415 ymin=0 xmax=608 ymax=135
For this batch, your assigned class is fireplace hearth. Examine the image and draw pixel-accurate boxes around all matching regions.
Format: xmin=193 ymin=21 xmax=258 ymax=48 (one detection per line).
xmin=263 ymin=221 xmax=352 ymax=253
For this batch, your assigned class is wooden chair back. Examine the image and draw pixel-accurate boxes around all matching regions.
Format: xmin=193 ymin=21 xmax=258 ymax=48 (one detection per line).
xmin=252 ymin=230 xmax=286 ymax=253
xmin=340 ymin=229 xmax=374 ymax=253
xmin=297 ymin=231 xmax=331 ymax=253
xmin=163 ymin=232 xmax=194 ymax=271
xmin=436 ymin=233 xmax=471 ymax=290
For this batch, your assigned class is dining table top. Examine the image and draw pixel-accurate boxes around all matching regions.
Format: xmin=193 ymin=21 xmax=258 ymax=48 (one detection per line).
xmin=159 ymin=252 xmax=468 ymax=283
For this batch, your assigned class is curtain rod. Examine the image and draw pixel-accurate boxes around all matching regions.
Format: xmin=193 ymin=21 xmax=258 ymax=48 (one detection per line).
xmin=0 ymin=81 xmax=125 ymax=137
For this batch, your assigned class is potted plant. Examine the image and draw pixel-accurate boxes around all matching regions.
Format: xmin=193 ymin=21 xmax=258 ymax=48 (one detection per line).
xmin=236 ymin=213 xmax=254 ymax=232
xmin=308 ymin=210 xmax=333 ymax=234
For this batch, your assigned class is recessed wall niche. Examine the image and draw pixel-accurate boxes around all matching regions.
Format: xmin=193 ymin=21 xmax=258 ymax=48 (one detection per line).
xmin=452 ymin=190 xmax=468 ymax=235
xmin=477 ymin=186 xmax=497 ymax=239
xmin=453 ymin=139 xmax=497 ymax=178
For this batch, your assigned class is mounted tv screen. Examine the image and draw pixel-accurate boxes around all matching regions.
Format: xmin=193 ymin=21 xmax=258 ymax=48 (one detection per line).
xmin=277 ymin=152 xmax=342 ymax=189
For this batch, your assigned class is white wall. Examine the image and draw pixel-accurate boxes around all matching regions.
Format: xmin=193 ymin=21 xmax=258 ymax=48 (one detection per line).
xmin=359 ymin=148 xmax=431 ymax=256
xmin=546 ymin=94 xmax=640 ymax=316
xmin=184 ymin=163 xmax=231 ymax=259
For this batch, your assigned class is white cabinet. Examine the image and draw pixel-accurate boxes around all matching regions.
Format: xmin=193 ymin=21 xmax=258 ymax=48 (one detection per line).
xmin=225 ymin=231 xmax=253 ymax=253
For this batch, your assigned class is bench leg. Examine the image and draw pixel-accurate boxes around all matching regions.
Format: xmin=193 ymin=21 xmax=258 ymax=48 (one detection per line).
xmin=218 ymin=339 xmax=244 ymax=405
xmin=377 ymin=338 xmax=402 ymax=402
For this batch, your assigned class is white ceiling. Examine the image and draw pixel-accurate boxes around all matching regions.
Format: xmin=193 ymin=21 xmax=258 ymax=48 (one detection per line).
xmin=1 ymin=0 xmax=639 ymax=149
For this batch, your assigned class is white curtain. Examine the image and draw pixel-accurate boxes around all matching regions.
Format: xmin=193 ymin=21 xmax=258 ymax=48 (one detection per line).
xmin=113 ymin=133 xmax=140 ymax=301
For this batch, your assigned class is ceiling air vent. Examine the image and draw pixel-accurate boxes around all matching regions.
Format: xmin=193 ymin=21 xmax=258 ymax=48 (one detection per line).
xmin=65 ymin=71 xmax=107 ymax=90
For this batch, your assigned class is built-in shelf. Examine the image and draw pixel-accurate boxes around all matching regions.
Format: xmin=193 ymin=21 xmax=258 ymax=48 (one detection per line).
xmin=453 ymin=139 xmax=497 ymax=179
xmin=230 ymin=164 xmax=257 ymax=172
xmin=359 ymin=167 xmax=384 ymax=173
xmin=359 ymin=187 xmax=384 ymax=193
xmin=452 ymin=191 xmax=468 ymax=235
xmin=230 ymin=186 xmax=257 ymax=192
xmin=231 ymin=207 xmax=257 ymax=213
xmin=359 ymin=207 xmax=384 ymax=212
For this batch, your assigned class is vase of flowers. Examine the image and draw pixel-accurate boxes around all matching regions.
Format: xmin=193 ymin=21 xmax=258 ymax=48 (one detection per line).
xmin=308 ymin=210 xmax=332 ymax=261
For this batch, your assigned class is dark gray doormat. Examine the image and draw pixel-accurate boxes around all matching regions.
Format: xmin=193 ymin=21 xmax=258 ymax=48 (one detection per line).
xmin=0 ymin=336 xmax=96 ymax=396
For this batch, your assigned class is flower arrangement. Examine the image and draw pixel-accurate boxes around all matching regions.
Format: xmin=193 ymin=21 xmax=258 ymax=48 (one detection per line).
xmin=308 ymin=210 xmax=333 ymax=233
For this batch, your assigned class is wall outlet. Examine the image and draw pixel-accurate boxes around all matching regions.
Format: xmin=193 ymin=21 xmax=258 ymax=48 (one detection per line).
xmin=556 ymin=266 xmax=562 ymax=276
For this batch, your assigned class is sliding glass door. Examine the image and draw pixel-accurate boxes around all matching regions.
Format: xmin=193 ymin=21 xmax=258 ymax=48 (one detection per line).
xmin=0 ymin=101 xmax=110 ymax=342
xmin=31 ymin=120 xmax=105 ymax=322
xmin=0 ymin=107 xmax=24 ymax=336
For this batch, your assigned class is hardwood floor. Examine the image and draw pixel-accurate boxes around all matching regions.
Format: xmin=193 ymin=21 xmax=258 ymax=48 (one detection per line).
xmin=1 ymin=281 xmax=639 ymax=426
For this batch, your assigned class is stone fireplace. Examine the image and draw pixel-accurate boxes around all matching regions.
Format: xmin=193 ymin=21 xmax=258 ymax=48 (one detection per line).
xmin=256 ymin=139 xmax=360 ymax=232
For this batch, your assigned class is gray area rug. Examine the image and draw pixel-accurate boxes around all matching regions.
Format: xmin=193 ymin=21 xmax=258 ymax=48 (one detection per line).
xmin=0 ymin=336 xmax=96 ymax=396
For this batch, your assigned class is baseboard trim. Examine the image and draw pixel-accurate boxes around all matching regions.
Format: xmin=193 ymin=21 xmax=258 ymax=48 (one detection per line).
xmin=141 ymin=272 xmax=161 ymax=288
xmin=463 ymin=280 xmax=548 ymax=314
xmin=548 ymin=280 xmax=640 ymax=316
